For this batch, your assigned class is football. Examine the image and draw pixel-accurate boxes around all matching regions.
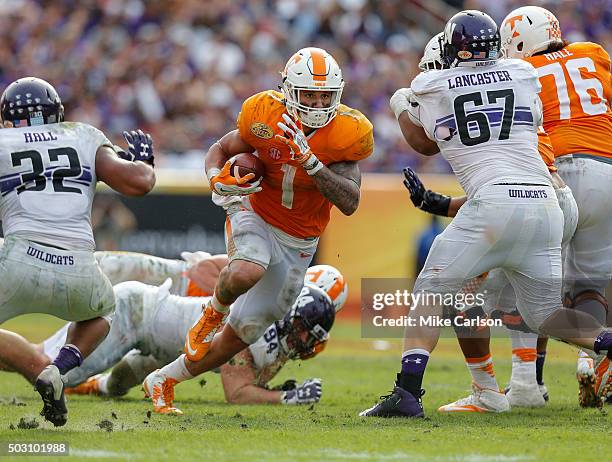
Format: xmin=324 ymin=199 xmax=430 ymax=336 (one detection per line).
xmin=230 ymin=153 xmax=266 ymax=183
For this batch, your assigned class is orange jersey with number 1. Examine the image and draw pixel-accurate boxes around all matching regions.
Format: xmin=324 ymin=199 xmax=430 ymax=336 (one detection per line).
xmin=526 ymin=42 xmax=612 ymax=158
xmin=237 ymin=90 xmax=373 ymax=239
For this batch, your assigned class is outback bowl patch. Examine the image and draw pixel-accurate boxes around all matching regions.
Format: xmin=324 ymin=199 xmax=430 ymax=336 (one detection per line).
xmin=251 ymin=122 xmax=274 ymax=139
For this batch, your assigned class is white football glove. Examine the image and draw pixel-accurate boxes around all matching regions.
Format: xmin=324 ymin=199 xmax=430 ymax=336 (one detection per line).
xmin=389 ymin=88 xmax=413 ymax=119
xmin=281 ymin=378 xmax=322 ymax=405
xmin=276 ymin=114 xmax=323 ymax=175
xmin=180 ymin=251 xmax=213 ymax=268
xmin=390 ymin=88 xmax=424 ymax=128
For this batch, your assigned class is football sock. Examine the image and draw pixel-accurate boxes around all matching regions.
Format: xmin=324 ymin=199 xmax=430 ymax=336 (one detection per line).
xmin=398 ymin=349 xmax=429 ymax=395
xmin=593 ymin=330 xmax=612 ymax=359
xmin=466 ymin=353 xmax=499 ymax=391
xmin=211 ymin=292 xmax=230 ymax=314
xmin=159 ymin=355 xmax=193 ymax=383
xmin=52 ymin=344 xmax=83 ymax=375
xmin=509 ymin=330 xmax=538 ymax=385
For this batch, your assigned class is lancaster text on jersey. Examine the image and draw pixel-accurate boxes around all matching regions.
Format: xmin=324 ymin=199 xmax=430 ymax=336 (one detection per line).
xmin=448 ymin=70 xmax=512 ymax=89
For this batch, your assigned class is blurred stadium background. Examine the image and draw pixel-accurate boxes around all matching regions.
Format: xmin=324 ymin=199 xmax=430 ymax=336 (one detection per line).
xmin=1 ymin=0 xmax=609 ymax=313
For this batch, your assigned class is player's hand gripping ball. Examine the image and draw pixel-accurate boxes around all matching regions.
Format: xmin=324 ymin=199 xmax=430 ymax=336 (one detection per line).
xmin=209 ymin=153 xmax=265 ymax=196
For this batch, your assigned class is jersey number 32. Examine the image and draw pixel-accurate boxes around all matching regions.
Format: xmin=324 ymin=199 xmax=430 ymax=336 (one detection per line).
xmin=10 ymin=148 xmax=83 ymax=195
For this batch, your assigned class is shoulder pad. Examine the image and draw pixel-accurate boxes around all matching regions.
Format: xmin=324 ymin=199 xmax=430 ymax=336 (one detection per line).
xmin=329 ymin=106 xmax=374 ymax=158
xmin=411 ymin=71 xmax=444 ymax=95
xmin=62 ymin=122 xmax=111 ymax=147
xmin=237 ymin=90 xmax=285 ymax=141
xmin=241 ymin=90 xmax=284 ymax=119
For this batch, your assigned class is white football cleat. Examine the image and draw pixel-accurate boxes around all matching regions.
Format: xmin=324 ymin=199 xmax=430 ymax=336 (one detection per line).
xmin=438 ymin=383 xmax=510 ymax=413
xmin=506 ymin=381 xmax=546 ymax=408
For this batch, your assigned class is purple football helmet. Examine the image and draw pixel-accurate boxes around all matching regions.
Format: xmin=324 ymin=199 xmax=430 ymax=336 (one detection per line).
xmin=276 ymin=285 xmax=335 ymax=359
xmin=440 ymin=10 xmax=500 ymax=68
xmin=1 ymin=77 xmax=64 ymax=127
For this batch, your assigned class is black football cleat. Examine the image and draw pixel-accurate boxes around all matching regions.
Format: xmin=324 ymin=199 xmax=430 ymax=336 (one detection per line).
xmin=35 ymin=365 xmax=68 ymax=427
xmin=359 ymin=387 xmax=425 ymax=418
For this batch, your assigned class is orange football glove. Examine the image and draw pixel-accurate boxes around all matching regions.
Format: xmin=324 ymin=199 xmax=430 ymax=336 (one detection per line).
xmin=276 ymin=114 xmax=323 ymax=175
xmin=208 ymin=158 xmax=262 ymax=196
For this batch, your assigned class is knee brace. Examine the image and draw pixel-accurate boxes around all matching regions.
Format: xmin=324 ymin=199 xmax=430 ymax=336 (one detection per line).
xmin=568 ymin=290 xmax=608 ymax=325
xmin=491 ymin=309 xmax=536 ymax=334
xmin=452 ymin=305 xmax=488 ymax=337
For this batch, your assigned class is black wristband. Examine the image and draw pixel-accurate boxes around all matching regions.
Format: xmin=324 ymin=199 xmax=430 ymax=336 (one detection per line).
xmin=420 ymin=190 xmax=451 ymax=217
xmin=112 ymin=144 xmax=132 ymax=161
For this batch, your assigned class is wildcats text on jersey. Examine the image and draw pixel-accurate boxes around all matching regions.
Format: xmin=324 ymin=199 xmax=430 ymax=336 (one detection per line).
xmin=26 ymin=246 xmax=75 ymax=265
xmin=448 ymin=70 xmax=512 ymax=89
xmin=508 ymin=188 xmax=549 ymax=199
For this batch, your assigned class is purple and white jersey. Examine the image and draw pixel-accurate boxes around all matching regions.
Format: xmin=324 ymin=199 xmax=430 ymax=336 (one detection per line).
xmin=410 ymin=59 xmax=551 ymax=197
xmin=0 ymin=122 xmax=108 ymax=250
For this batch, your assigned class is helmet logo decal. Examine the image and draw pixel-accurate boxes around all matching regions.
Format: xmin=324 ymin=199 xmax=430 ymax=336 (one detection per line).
xmin=250 ymin=122 xmax=274 ymax=139
xmin=306 ymin=268 xmax=324 ymax=282
xmin=458 ymin=51 xmax=473 ymax=59
xmin=504 ymin=15 xmax=524 ymax=38
xmin=283 ymin=53 xmax=302 ymax=75
xmin=29 ymin=110 xmax=44 ymax=126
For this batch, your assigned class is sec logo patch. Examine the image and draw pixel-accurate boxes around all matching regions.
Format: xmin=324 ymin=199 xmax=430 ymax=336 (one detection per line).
xmin=251 ymin=122 xmax=273 ymax=139
xmin=268 ymin=147 xmax=281 ymax=160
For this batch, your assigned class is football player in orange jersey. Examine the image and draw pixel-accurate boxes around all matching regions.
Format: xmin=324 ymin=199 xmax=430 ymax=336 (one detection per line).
xmin=143 ymin=47 xmax=373 ymax=414
xmin=501 ymin=5 xmax=612 ymax=407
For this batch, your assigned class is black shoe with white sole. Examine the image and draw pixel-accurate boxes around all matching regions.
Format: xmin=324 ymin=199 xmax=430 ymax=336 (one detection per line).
xmin=34 ymin=365 xmax=67 ymax=427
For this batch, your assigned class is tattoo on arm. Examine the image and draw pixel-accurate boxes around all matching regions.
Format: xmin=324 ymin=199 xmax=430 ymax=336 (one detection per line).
xmin=311 ymin=161 xmax=361 ymax=216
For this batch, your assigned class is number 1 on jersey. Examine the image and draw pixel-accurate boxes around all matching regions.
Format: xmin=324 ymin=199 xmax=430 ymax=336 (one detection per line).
xmin=281 ymin=164 xmax=296 ymax=209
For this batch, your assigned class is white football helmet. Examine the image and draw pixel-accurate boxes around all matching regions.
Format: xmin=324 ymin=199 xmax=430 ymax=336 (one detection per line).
xmin=419 ymin=32 xmax=444 ymax=71
xmin=304 ymin=265 xmax=348 ymax=312
xmin=281 ymin=47 xmax=344 ymax=129
xmin=500 ymin=6 xmax=563 ymax=59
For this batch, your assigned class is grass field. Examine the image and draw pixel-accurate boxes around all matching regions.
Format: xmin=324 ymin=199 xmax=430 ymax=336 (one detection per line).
xmin=0 ymin=315 xmax=609 ymax=462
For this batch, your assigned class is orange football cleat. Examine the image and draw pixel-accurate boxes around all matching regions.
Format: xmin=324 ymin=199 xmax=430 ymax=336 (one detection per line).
xmin=438 ymin=383 xmax=510 ymax=413
xmin=65 ymin=374 xmax=102 ymax=396
xmin=594 ymin=356 xmax=611 ymax=408
xmin=576 ymin=357 xmax=598 ymax=408
xmin=184 ymin=302 xmax=227 ymax=362
xmin=143 ymin=370 xmax=182 ymax=415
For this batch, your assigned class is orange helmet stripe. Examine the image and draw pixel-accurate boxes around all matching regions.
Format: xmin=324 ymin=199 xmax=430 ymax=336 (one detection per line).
xmin=310 ymin=48 xmax=327 ymax=83
xmin=326 ymin=274 xmax=345 ymax=301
